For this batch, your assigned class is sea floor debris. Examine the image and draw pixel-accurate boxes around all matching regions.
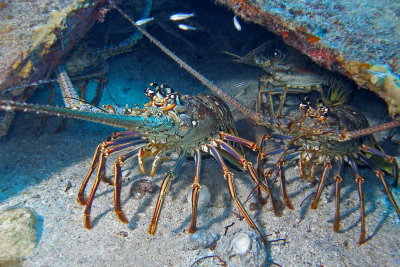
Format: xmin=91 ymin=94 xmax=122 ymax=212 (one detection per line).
xmin=0 ymin=207 xmax=38 ymax=264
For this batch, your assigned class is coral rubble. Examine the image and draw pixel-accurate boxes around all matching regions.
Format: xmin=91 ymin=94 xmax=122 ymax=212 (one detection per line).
xmin=0 ymin=207 xmax=38 ymax=264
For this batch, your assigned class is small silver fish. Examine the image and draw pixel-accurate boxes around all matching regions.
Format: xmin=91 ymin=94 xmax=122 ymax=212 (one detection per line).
xmin=178 ymin=24 xmax=197 ymax=31
xmin=234 ymin=81 xmax=246 ymax=87
xmin=233 ymin=15 xmax=241 ymax=31
xmin=135 ymin=17 xmax=154 ymax=26
xmin=170 ymin=12 xmax=195 ymax=21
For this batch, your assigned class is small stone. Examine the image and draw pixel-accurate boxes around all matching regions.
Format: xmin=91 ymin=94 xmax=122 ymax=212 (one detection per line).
xmin=214 ymin=230 xmax=267 ymax=267
xmin=116 ymin=231 xmax=128 ymax=238
xmin=186 ymin=185 xmax=211 ymax=209
xmin=130 ymin=179 xmax=158 ymax=198
xmin=64 ymin=181 xmax=72 ymax=192
xmin=249 ymin=202 xmax=260 ymax=211
xmin=0 ymin=207 xmax=38 ymax=264
xmin=232 ymin=233 xmax=251 ymax=254
xmin=184 ymin=229 xmax=220 ymax=250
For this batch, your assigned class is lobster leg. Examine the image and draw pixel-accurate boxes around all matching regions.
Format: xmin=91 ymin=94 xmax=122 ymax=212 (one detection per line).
xmin=219 ymin=132 xmax=274 ymax=206
xmin=277 ymin=160 xmax=294 ymax=209
xmin=188 ymin=149 xmax=202 ymax=234
xmin=256 ymin=143 xmax=289 ymax=214
xmin=84 ymin=151 xmax=106 ymax=229
xmin=361 ymin=144 xmax=399 ymax=187
xmin=311 ymin=161 xmax=332 ymax=209
xmin=113 ymin=144 xmax=146 ymax=223
xmin=277 ymin=86 xmax=288 ymax=117
xmin=358 ymin=153 xmax=400 ymax=219
xmin=299 ymin=151 xmax=318 ymax=181
xmin=361 ymin=144 xmax=395 ymax=162
xmin=349 ymin=157 xmax=366 ymax=244
xmin=101 ymin=135 xmax=144 ymax=187
xmin=374 ymin=170 xmax=400 ymax=218
xmin=138 ymin=147 xmax=161 ymax=175
xmin=138 ymin=147 xmax=151 ymax=174
xmin=148 ymin=151 xmax=187 ymax=235
xmin=207 ymin=145 xmax=263 ymax=237
xmin=149 ymin=150 xmax=164 ymax=177
xmin=219 ymin=132 xmax=260 ymax=152
xmin=216 ymin=139 xmax=280 ymax=216
xmin=78 ymin=144 xmax=102 ymax=205
xmin=333 ymin=158 xmax=344 ymax=232
xmin=80 ymin=137 xmax=144 ymax=228
xmin=83 ymin=140 xmax=146 ymax=228
xmin=256 ymin=134 xmax=284 ymax=209
xmin=77 ymin=132 xmax=141 ymax=204
xmin=259 ymin=135 xmax=297 ymax=210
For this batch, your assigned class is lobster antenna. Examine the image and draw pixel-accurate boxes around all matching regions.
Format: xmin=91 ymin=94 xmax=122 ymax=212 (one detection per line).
xmin=346 ymin=120 xmax=400 ymax=140
xmin=1 ymin=79 xmax=58 ymax=95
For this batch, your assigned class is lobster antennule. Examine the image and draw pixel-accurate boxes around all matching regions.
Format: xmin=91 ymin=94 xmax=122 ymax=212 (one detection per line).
xmin=57 ymin=66 xmax=80 ymax=108
xmin=0 ymin=100 xmax=174 ymax=131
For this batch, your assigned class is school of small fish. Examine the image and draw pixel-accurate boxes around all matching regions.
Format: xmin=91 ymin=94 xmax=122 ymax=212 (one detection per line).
xmin=134 ymin=11 xmax=242 ymax=32
xmin=135 ymin=17 xmax=154 ymax=26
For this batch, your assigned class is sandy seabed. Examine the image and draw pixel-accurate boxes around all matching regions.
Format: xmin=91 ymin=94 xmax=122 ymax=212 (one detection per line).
xmin=1 ymin=2 xmax=399 ymax=266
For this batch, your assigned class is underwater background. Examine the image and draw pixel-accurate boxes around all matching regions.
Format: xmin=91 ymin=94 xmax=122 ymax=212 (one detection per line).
xmin=0 ymin=0 xmax=399 ymax=266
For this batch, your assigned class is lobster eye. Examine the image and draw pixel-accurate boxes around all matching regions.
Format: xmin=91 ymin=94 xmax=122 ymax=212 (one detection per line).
xmin=149 ymin=82 xmax=159 ymax=88
xmin=157 ymin=89 xmax=167 ymax=97
xmin=298 ymin=102 xmax=308 ymax=110
xmin=300 ymin=97 xmax=311 ymax=108
xmin=160 ymin=84 xmax=171 ymax=89
xmin=145 ymin=88 xmax=155 ymax=98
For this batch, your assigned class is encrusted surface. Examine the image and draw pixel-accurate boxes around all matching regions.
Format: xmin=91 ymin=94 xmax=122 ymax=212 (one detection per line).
xmin=0 ymin=0 xmax=105 ymax=95
xmin=0 ymin=0 xmax=105 ymax=136
xmin=0 ymin=207 xmax=38 ymax=264
xmin=216 ymin=0 xmax=400 ymax=115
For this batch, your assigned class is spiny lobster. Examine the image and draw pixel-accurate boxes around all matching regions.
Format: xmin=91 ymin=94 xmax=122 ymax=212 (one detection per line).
xmin=227 ymin=40 xmax=400 ymax=243
xmin=105 ymin=2 xmax=400 ymax=244
xmin=0 ymin=69 xmax=273 ymax=237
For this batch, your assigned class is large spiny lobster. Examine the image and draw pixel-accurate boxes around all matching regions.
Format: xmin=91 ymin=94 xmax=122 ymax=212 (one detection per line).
xmin=105 ymin=2 xmax=400 ymax=244
xmin=0 ymin=69 xmax=274 ymax=237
